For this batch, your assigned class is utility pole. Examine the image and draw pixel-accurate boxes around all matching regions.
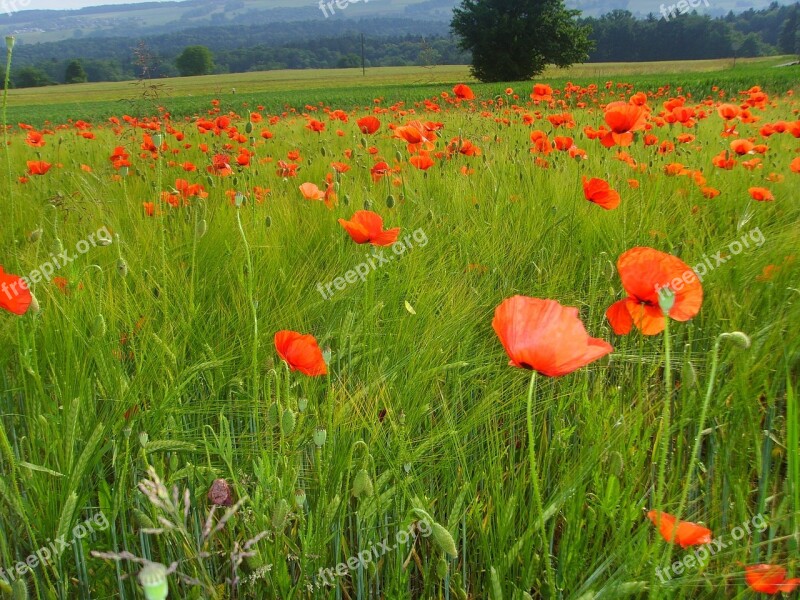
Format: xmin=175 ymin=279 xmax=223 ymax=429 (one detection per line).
xmin=361 ymin=33 xmax=366 ymax=76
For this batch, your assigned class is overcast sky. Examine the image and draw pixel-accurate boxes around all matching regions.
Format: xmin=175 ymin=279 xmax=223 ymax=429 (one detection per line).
xmin=20 ymin=0 xmax=179 ymax=9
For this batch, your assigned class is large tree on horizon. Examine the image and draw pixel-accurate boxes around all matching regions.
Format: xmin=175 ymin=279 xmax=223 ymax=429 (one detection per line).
xmin=451 ymin=0 xmax=593 ymax=82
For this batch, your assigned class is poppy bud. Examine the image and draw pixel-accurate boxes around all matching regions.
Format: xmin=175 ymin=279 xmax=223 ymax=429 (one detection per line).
xmin=343 ymin=194 xmax=350 ymax=205
xmin=117 ymin=258 xmax=128 ymax=277
xmin=436 ymin=556 xmax=448 ymax=579
xmin=28 ymin=229 xmax=42 ymax=243
xmin=52 ymin=238 xmax=64 ymax=255
xmin=363 ymin=199 xmax=372 ymax=210
xmin=5 ymin=36 xmax=15 ymax=52
xmin=386 ymin=194 xmax=395 ymax=209
xmin=280 ymin=408 xmax=296 ymax=435
xmin=324 ymin=494 xmax=341 ymax=524
xmin=430 ymin=522 xmax=458 ymax=558
xmin=351 ymin=468 xmax=373 ymax=499
xmin=320 ymin=146 xmax=326 ymax=157
xmin=395 ymin=150 xmax=403 ymax=163
xmin=206 ymin=175 xmax=213 ymax=187
xmin=294 ymin=489 xmax=306 ymax=508
xmin=245 ymin=122 xmax=253 ymax=134
xmin=267 ymin=402 xmax=279 ymax=425
xmin=720 ymin=331 xmax=751 ymax=348
xmin=28 ymin=294 xmax=40 ymax=315
xmin=138 ymin=563 xmax=168 ymax=600
xmin=265 ymin=216 xmax=272 ymax=228
xmin=195 ymin=219 xmax=207 ymax=239
xmin=271 ymin=498 xmax=291 ymax=531
xmin=313 ymin=428 xmax=327 ymax=447
xmin=93 ymin=314 xmax=106 ymax=337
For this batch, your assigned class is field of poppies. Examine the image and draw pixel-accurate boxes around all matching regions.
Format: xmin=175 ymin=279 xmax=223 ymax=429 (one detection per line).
xmin=1 ymin=59 xmax=799 ymax=600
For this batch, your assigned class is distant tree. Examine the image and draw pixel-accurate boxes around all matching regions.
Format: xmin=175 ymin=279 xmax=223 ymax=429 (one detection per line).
xmin=451 ymin=0 xmax=593 ymax=82
xmin=336 ymin=53 xmax=361 ymax=68
xmin=13 ymin=67 xmax=53 ymax=88
xmin=175 ymin=45 xmax=214 ymax=76
xmin=778 ymin=5 xmax=799 ymax=54
xmin=64 ymin=60 xmax=88 ymax=84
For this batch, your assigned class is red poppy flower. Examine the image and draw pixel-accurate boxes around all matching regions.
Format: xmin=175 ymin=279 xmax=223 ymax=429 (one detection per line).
xmin=582 ymin=176 xmax=621 ymax=210
xmin=492 ymin=296 xmax=612 ymax=377
xmin=606 ymin=247 xmax=703 ymax=336
xmin=410 ymin=153 xmax=435 ymax=170
xmin=0 ymin=266 xmax=32 ymax=315
xmin=531 ymin=83 xmax=553 ymax=102
xmin=338 ymin=210 xmax=400 ymax=246
xmin=274 ymin=330 xmax=327 ymax=377
xmin=299 ymin=182 xmax=324 ymax=200
xmin=745 ymin=565 xmax=800 ymax=594
xmin=357 ymin=116 xmax=380 ymax=135
xmin=25 ymin=131 xmax=46 ymax=147
xmin=26 ymin=161 xmax=52 ymax=175
xmin=749 ymin=187 xmax=774 ymax=202
xmin=647 ymin=510 xmax=712 ymax=548
xmin=452 ymin=84 xmax=475 ymax=100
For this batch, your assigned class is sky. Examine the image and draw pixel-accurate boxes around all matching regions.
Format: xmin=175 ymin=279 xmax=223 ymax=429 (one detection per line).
xmin=20 ymin=0 xmax=180 ymax=9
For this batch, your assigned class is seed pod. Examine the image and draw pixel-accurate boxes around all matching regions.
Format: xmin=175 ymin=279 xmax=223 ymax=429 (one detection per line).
xmin=138 ymin=563 xmax=168 ymax=600
xmin=436 ymin=556 xmax=448 ymax=579
xmin=430 ymin=522 xmax=458 ymax=558
xmin=27 ymin=294 xmax=40 ymax=315
xmin=195 ymin=218 xmax=208 ymax=239
xmin=151 ymin=133 xmax=163 ymax=147
xmin=351 ymin=468 xmax=373 ymax=499
xmin=281 ymin=408 xmax=296 ymax=436
xmin=297 ymin=397 xmax=308 ymax=412
xmin=313 ymin=428 xmax=327 ymax=447
xmin=294 ymin=489 xmax=306 ymax=508
xmin=267 ymin=402 xmax=279 ymax=426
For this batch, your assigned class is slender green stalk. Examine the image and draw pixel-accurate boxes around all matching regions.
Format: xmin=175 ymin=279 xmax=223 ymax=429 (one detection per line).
xmin=656 ymin=314 xmax=673 ymax=512
xmin=526 ymin=370 xmax=557 ymax=599
xmin=236 ymin=210 xmax=259 ymax=401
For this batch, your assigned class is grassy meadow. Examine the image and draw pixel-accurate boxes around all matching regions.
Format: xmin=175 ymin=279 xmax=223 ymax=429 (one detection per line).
xmin=0 ymin=58 xmax=799 ymax=600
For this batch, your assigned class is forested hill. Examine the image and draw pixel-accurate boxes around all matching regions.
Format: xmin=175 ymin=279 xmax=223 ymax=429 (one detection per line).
xmin=3 ymin=2 xmax=799 ymax=88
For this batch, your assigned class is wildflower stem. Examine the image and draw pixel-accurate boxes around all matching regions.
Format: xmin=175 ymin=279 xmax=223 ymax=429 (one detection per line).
xmin=526 ymin=370 xmax=557 ymax=599
xmin=656 ymin=316 xmax=672 ymax=511
xmin=236 ymin=210 xmax=259 ymax=401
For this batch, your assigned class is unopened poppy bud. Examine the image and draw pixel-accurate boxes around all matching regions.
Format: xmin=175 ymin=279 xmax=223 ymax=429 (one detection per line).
xmin=430 ymin=522 xmax=458 ymax=558
xmin=195 ymin=219 xmax=207 ymax=238
xmin=343 ymin=194 xmax=350 ymax=205
xmin=386 ymin=194 xmax=395 ymax=208
xmin=28 ymin=229 xmax=42 ymax=243
xmin=351 ymin=468 xmax=373 ymax=499
xmin=93 ymin=314 xmax=106 ymax=337
xmin=294 ymin=489 xmax=306 ymax=508
xmin=117 ymin=258 xmax=128 ymax=277
xmin=52 ymin=238 xmax=64 ymax=255
xmin=206 ymin=175 xmax=213 ymax=187
xmin=139 ymin=563 xmax=169 ymax=600
xmin=207 ymin=478 xmax=233 ymax=506
xmin=267 ymin=402 xmax=279 ymax=425
xmin=363 ymin=199 xmax=372 ymax=210
xmin=395 ymin=150 xmax=403 ymax=163
xmin=320 ymin=146 xmax=326 ymax=157
xmin=28 ymin=294 xmax=40 ymax=315
xmin=720 ymin=331 xmax=751 ymax=348
xmin=245 ymin=122 xmax=253 ymax=134
xmin=5 ymin=36 xmax=15 ymax=51
xmin=313 ymin=428 xmax=327 ymax=447
xmin=265 ymin=216 xmax=272 ymax=228
xmin=271 ymin=498 xmax=291 ymax=531
xmin=280 ymin=408 xmax=296 ymax=435
xmin=436 ymin=556 xmax=448 ymax=579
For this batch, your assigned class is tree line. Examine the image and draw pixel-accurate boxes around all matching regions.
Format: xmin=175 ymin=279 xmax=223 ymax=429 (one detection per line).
xmin=3 ymin=3 xmax=797 ymax=88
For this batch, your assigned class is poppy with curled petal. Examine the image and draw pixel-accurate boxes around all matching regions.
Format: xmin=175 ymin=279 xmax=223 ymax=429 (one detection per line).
xmin=582 ymin=176 xmax=621 ymax=210
xmin=26 ymin=160 xmax=52 ymax=176
xmin=299 ymin=182 xmax=324 ymax=200
xmin=492 ymin=296 xmax=612 ymax=377
xmin=749 ymin=187 xmax=774 ymax=202
xmin=274 ymin=330 xmax=327 ymax=377
xmin=745 ymin=565 xmax=800 ymax=594
xmin=356 ymin=116 xmax=381 ymax=135
xmin=606 ymin=247 xmax=703 ymax=336
xmin=0 ymin=266 xmax=33 ymax=315
xmin=647 ymin=510 xmax=712 ymax=548
xmin=452 ymin=84 xmax=475 ymax=100
xmin=338 ymin=210 xmax=400 ymax=246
